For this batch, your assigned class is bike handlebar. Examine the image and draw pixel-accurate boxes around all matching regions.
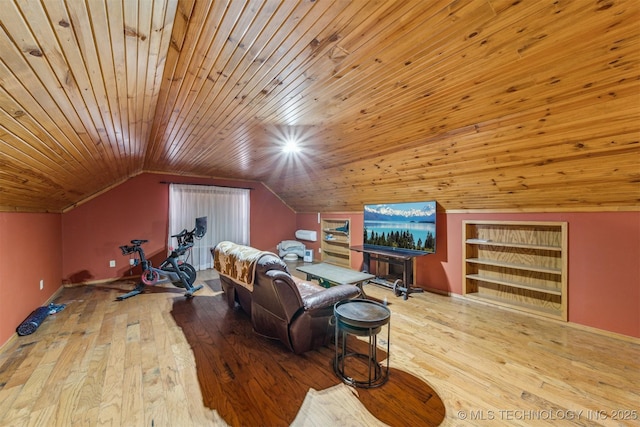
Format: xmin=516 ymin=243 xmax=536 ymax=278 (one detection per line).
xmin=120 ymin=226 xmax=198 ymax=258
xmin=171 ymin=229 xmax=188 ymax=238
xmin=172 ymin=228 xmax=198 ymax=247
xmin=120 ymin=239 xmax=147 ymax=255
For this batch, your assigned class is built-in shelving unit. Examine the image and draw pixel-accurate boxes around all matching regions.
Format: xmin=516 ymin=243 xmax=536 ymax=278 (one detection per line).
xmin=321 ymin=218 xmax=350 ymax=268
xmin=463 ymin=220 xmax=568 ymax=321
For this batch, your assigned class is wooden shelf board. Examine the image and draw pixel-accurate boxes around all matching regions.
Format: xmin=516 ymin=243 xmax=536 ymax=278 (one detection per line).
xmin=465 ymin=274 xmax=562 ymax=296
xmin=323 ymin=238 xmax=350 ymax=245
xmin=323 ymin=228 xmax=349 ymax=236
xmin=465 ymin=239 xmax=562 ymax=251
xmin=323 ymin=248 xmax=350 ymax=257
xmin=465 ymin=293 xmax=563 ymax=320
xmin=466 ymin=258 xmax=562 ymax=275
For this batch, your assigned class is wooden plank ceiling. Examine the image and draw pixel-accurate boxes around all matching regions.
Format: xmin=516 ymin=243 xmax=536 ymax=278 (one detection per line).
xmin=1 ymin=0 xmax=638 ymax=213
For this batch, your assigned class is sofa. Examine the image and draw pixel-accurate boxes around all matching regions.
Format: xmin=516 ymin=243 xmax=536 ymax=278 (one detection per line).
xmin=212 ymin=241 xmax=361 ymax=354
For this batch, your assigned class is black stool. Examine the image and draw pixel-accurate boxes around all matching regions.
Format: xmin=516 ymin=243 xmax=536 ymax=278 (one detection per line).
xmin=334 ymin=299 xmax=391 ymax=388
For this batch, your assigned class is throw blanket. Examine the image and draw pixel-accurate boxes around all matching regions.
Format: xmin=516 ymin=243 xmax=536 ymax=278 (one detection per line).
xmin=214 ymin=241 xmax=275 ymax=291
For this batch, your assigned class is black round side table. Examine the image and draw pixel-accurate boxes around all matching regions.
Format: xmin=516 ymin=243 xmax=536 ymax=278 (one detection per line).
xmin=334 ymin=298 xmax=391 ymax=388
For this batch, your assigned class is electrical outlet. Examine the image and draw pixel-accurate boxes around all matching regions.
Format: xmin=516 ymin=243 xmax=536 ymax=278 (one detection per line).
xmin=129 ymin=259 xmax=135 ymax=266
xmin=109 ymin=260 xmax=116 ymax=268
xmin=39 ymin=279 xmax=44 ymax=290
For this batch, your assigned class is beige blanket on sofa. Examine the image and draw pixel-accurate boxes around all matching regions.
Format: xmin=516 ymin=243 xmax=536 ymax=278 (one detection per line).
xmin=213 ymin=241 xmax=275 ymax=292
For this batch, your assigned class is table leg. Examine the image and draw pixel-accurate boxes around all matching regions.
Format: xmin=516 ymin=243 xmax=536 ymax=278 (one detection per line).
xmin=355 ymin=281 xmax=368 ymax=298
xmin=362 ymin=253 xmax=371 ymax=274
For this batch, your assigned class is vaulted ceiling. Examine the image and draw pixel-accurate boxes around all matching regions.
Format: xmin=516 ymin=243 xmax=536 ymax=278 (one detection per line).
xmin=1 ymin=0 xmax=638 ymax=213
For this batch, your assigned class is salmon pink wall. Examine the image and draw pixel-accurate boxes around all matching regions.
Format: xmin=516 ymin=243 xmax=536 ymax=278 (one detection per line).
xmin=0 ymin=213 xmax=62 ymax=347
xmin=318 ymin=210 xmax=639 ymax=338
xmin=563 ymin=212 xmax=639 ymax=337
xmin=62 ymin=173 xmax=296 ymax=283
xmin=250 ymin=185 xmax=297 ymax=252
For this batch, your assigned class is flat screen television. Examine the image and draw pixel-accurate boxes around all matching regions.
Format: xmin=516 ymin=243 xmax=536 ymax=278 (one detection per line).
xmin=363 ymin=201 xmax=436 ymax=254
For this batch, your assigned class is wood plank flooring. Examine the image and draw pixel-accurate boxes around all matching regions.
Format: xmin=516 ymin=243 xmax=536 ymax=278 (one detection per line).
xmin=0 ymin=269 xmax=638 ymax=426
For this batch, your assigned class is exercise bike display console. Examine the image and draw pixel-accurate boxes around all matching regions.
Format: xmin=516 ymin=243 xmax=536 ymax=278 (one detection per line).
xmin=117 ymin=217 xmax=207 ymax=300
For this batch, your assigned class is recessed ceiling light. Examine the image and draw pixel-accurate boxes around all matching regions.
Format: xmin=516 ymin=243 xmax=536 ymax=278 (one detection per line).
xmin=283 ymin=139 xmax=301 ymax=153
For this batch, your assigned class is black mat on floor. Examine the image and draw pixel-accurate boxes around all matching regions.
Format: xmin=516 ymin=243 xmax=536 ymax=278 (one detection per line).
xmin=17 ymin=306 xmax=50 ymax=336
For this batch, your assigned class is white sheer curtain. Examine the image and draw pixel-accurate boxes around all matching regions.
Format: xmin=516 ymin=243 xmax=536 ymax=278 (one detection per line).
xmin=168 ymin=184 xmax=250 ymax=271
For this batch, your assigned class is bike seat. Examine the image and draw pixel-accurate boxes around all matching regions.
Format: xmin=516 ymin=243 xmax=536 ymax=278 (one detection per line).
xmin=130 ymin=239 xmax=148 ymax=245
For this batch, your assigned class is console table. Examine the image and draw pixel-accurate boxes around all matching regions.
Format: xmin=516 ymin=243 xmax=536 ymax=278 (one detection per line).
xmin=350 ymin=245 xmax=427 ymax=300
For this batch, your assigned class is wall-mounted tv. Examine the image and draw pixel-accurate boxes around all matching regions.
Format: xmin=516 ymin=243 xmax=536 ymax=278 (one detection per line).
xmin=363 ymin=201 xmax=436 ymax=254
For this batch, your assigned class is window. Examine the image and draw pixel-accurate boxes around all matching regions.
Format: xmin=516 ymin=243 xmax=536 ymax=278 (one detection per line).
xmin=169 ymin=184 xmax=250 ymax=270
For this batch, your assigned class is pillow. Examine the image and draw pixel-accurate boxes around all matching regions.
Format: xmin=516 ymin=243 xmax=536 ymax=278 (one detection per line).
xmin=279 ymin=240 xmax=304 ymax=250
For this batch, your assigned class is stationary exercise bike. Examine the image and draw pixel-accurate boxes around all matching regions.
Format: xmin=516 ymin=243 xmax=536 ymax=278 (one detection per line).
xmin=117 ymin=217 xmax=207 ymax=300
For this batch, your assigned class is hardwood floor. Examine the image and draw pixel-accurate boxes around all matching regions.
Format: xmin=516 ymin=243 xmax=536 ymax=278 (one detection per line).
xmin=0 ymin=269 xmax=638 ymax=426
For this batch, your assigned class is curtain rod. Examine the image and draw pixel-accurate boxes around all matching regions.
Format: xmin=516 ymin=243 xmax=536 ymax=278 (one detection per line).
xmin=159 ymin=181 xmax=254 ymax=190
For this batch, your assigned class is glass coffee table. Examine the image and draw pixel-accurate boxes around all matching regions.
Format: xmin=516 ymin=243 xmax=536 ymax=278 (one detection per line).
xmin=296 ymin=262 xmax=374 ymax=294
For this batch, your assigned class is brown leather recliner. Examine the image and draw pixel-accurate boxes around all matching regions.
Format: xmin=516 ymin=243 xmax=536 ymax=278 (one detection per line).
xmin=212 ymin=245 xmax=360 ymax=354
